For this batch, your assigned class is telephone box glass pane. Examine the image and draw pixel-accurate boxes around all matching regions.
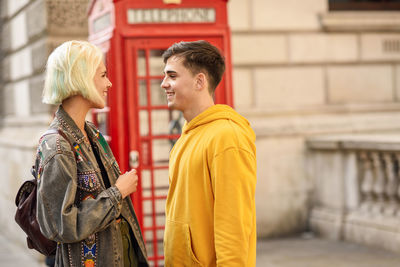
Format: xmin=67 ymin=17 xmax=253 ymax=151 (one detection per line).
xmin=141 ymin=140 xmax=151 ymax=167
xmin=146 ymin=240 xmax=153 ymax=257
xmin=156 ymin=213 xmax=165 ymax=226
xmin=149 ymin=49 xmax=165 ymax=76
xmin=151 ymin=79 xmax=165 ymax=106
xmin=151 ymin=110 xmax=169 ymax=135
xmin=152 ymin=139 xmax=170 ymax=166
xmin=143 ymin=228 xmax=153 ymax=245
xmin=139 ymin=80 xmax=147 ymax=106
xmin=170 ymin=110 xmax=184 ymax=135
xmin=156 ymin=199 xmax=166 ymax=214
xmin=96 ymin=111 xmax=109 ymax=137
xmin=154 ymin=169 xmax=169 ymax=196
xmin=141 ymin=170 xmax=151 ymax=197
xmin=143 ymin=200 xmax=153 ymax=215
xmin=137 ymin=50 xmax=146 ymax=77
xmin=144 ymin=216 xmax=152 ymax=228
xmin=156 ymin=234 xmax=163 ymax=255
xmin=151 ymin=109 xmax=183 ymax=136
xmin=139 ymin=110 xmax=149 ymax=136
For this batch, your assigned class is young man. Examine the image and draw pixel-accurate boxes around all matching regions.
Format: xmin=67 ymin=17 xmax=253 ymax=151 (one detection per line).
xmin=161 ymin=40 xmax=257 ymax=266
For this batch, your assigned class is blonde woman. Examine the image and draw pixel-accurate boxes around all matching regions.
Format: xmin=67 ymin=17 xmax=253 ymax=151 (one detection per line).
xmin=36 ymin=40 xmax=148 ymax=267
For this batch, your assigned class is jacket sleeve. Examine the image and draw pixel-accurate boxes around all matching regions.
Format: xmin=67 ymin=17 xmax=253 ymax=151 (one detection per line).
xmin=36 ymin=150 xmax=123 ymax=243
xmin=212 ymin=147 xmax=257 ymax=266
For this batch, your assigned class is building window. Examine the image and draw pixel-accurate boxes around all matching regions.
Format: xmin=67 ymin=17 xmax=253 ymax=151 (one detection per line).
xmin=329 ymin=0 xmax=400 ymax=11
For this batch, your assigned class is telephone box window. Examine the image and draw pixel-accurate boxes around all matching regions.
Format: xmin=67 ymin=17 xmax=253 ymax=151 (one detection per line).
xmin=137 ymin=50 xmax=146 ymax=77
xmin=96 ymin=110 xmax=109 ymax=137
xmin=151 ymin=79 xmax=165 ymax=106
xmin=139 ymin=80 xmax=147 ymax=106
xmin=139 ymin=110 xmax=149 ymax=136
xmin=150 ymin=50 xmax=164 ymax=76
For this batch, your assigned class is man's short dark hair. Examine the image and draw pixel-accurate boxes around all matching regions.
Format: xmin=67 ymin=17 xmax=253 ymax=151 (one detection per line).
xmin=162 ymin=40 xmax=225 ymax=94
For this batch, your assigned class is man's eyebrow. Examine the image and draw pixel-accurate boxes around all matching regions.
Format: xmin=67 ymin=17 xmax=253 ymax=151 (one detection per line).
xmin=164 ymin=70 xmax=177 ymax=75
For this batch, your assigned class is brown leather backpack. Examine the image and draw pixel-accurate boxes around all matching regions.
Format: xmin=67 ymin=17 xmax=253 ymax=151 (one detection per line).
xmin=15 ymin=128 xmax=76 ymax=256
xmin=15 ymin=169 xmax=57 ymax=256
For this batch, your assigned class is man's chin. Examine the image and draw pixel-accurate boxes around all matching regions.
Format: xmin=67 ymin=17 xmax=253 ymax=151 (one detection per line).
xmin=167 ymin=102 xmax=176 ymax=109
xmin=167 ymin=103 xmax=184 ymax=112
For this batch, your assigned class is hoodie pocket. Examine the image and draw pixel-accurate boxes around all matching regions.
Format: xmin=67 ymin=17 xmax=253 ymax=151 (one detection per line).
xmin=164 ymin=220 xmax=203 ymax=267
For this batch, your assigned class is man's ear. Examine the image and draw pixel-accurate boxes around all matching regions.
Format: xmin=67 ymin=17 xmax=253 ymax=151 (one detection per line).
xmin=195 ymin=73 xmax=207 ymax=91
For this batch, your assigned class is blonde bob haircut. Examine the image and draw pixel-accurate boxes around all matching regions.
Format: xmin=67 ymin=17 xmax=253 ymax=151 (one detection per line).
xmin=43 ymin=40 xmax=104 ymax=106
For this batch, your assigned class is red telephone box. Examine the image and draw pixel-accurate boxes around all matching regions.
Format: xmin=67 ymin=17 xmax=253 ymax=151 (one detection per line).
xmin=88 ymin=0 xmax=232 ymax=265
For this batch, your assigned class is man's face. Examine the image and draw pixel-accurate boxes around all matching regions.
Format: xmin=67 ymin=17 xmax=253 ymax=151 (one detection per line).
xmin=161 ymin=56 xmax=197 ymax=111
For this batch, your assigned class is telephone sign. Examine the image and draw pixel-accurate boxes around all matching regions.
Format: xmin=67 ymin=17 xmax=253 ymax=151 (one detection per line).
xmin=127 ymin=8 xmax=216 ymax=24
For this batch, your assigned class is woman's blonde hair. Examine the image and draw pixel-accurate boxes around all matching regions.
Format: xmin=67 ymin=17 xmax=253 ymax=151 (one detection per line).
xmin=42 ymin=40 xmax=104 ymax=106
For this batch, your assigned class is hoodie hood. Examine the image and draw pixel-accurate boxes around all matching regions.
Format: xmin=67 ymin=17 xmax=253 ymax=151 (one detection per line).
xmin=182 ymin=104 xmax=255 ymax=140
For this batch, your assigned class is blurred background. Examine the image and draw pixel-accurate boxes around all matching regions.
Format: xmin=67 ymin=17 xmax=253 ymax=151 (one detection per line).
xmin=1 ymin=0 xmax=400 ymax=266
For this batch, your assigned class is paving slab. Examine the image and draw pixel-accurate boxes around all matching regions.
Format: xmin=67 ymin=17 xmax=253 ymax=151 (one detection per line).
xmin=257 ymin=235 xmax=400 ymax=267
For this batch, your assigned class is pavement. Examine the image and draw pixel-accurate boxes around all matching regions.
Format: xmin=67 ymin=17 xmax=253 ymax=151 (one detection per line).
xmin=256 ymin=234 xmax=400 ymax=267
xmin=0 ymin=234 xmax=45 ymax=267
xmin=2 ymin=232 xmax=400 ymax=267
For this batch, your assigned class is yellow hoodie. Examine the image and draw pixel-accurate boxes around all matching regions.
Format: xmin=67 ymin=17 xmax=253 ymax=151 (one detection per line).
xmin=164 ymin=105 xmax=257 ymax=267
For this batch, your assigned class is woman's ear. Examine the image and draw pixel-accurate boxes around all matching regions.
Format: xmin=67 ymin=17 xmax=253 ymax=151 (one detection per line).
xmin=195 ymin=73 xmax=207 ymax=91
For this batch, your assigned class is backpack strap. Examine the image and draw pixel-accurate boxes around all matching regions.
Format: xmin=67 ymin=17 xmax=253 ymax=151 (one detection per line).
xmin=41 ymin=128 xmax=77 ymax=160
xmin=32 ymin=128 xmax=78 ymax=179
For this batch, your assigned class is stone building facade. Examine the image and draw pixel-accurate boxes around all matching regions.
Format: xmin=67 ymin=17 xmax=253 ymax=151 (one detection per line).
xmin=0 ymin=0 xmax=90 ymax=257
xmin=228 ymin=0 xmax=400 ymax=253
xmin=228 ymin=0 xmax=400 ymax=243
xmin=1 ymin=0 xmax=400 ymax=260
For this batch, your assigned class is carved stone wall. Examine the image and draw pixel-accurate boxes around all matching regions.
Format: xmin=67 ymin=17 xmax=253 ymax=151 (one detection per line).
xmin=46 ymin=0 xmax=89 ymax=32
xmin=45 ymin=0 xmax=90 ymax=53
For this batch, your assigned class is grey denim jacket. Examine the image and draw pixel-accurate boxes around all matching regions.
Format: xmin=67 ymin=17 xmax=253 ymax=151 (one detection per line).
xmin=36 ymin=106 xmax=149 ymax=267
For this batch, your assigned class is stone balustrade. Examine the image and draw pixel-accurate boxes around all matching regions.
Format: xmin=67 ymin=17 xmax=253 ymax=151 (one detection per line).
xmin=306 ymin=134 xmax=400 ymax=253
xmin=358 ymin=150 xmax=400 ymax=216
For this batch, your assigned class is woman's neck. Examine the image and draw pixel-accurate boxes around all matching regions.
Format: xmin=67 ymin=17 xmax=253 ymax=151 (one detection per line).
xmin=62 ymin=95 xmax=91 ymax=136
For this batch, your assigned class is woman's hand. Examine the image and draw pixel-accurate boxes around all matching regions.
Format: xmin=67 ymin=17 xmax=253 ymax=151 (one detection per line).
xmin=115 ymin=169 xmax=138 ymax=199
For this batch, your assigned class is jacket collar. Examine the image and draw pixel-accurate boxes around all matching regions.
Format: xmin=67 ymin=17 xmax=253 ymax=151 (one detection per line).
xmin=55 ymin=106 xmax=102 ymax=146
xmin=55 ymin=105 xmax=89 ymax=143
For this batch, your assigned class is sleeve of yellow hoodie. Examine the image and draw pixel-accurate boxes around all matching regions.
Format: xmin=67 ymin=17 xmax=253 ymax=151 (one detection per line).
xmin=212 ymin=146 xmax=257 ymax=266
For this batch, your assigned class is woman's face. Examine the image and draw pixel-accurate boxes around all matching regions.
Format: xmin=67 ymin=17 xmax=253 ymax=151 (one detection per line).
xmin=93 ymin=61 xmax=112 ymax=109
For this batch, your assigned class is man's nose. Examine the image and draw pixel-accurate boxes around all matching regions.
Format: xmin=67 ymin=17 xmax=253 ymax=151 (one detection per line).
xmin=161 ymin=78 xmax=168 ymax=89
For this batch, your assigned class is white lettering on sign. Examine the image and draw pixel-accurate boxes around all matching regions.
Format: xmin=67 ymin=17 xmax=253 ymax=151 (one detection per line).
xmin=127 ymin=8 xmax=216 ymax=24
